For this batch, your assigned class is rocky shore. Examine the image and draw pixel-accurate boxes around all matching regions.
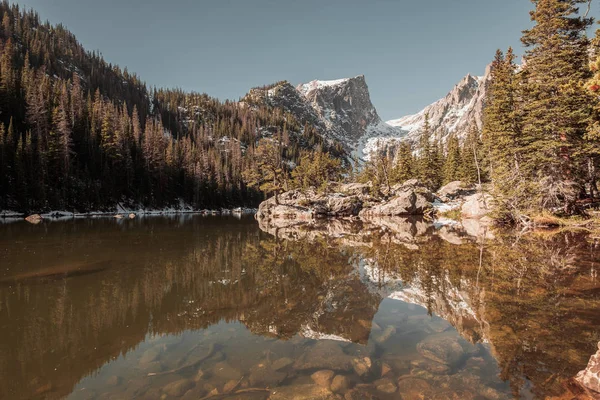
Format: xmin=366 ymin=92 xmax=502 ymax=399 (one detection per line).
xmin=255 ymin=180 xmax=493 ymax=233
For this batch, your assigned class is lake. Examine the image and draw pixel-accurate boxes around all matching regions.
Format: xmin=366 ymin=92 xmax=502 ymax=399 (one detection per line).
xmin=0 ymin=215 xmax=599 ymax=399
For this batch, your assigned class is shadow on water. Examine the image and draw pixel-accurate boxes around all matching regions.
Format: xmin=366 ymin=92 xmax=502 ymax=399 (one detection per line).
xmin=0 ymin=215 xmax=599 ymax=399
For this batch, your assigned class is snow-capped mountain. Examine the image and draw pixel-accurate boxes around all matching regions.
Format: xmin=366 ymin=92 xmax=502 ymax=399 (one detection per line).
xmin=243 ymin=75 xmax=406 ymax=160
xmin=297 ymin=76 xmax=405 ymax=159
xmin=387 ymin=66 xmax=492 ymax=144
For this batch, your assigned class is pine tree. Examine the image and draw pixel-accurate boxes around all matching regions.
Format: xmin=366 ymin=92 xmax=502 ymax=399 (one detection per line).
xmin=443 ymin=134 xmax=461 ymax=184
xmin=459 ymin=124 xmax=484 ymax=185
xmin=520 ymin=0 xmax=592 ymax=212
xmin=584 ymin=27 xmax=600 ymax=199
xmin=391 ymin=141 xmax=414 ymax=184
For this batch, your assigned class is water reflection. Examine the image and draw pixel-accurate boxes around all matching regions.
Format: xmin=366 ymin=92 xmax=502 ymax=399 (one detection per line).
xmin=0 ymin=216 xmax=598 ymax=399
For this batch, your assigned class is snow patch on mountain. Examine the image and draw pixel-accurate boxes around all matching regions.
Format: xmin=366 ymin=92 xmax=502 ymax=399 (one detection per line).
xmin=298 ymin=78 xmax=352 ymax=95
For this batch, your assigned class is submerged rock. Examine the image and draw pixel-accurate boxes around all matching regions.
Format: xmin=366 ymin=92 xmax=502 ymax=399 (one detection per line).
xmin=162 ymin=379 xmax=194 ymax=397
xmin=416 ymin=335 xmax=470 ymax=367
xmin=330 ymin=374 xmax=350 ymax=393
xmin=374 ymin=325 xmax=396 ymax=344
xmin=344 ymin=385 xmax=379 ymax=400
xmin=271 ymin=357 xmax=294 ymax=371
xmin=351 ymin=357 xmax=373 ymax=377
xmin=396 ymin=377 xmax=433 ymax=400
xmin=374 ymin=377 xmax=397 ymax=394
xmin=212 ymin=361 xmax=243 ymax=381
xmin=270 ymin=384 xmax=336 ymax=400
xmin=293 ymin=341 xmax=353 ymax=371
xmin=311 ymin=370 xmax=335 ymax=387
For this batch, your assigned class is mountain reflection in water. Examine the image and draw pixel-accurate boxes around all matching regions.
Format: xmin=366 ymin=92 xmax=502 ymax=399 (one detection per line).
xmin=0 ymin=215 xmax=598 ymax=399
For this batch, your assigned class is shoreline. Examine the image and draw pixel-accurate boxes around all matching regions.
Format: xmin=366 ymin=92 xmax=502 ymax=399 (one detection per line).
xmin=0 ymin=207 xmax=258 ymax=222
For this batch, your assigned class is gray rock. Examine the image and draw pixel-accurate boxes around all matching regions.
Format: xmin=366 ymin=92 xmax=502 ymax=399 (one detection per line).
xmin=162 ymin=379 xmax=194 ymax=397
xmin=396 ymin=377 xmax=433 ymax=400
xmin=351 ymin=357 xmax=373 ymax=377
xmin=270 ymin=384 xmax=336 ymax=400
xmin=212 ymin=361 xmax=242 ymax=381
xmin=293 ymin=341 xmax=353 ymax=371
xmin=374 ymin=325 xmax=396 ymax=344
xmin=437 ymin=181 xmax=476 ymax=202
xmin=416 ymin=335 xmax=467 ymax=367
xmin=359 ymin=190 xmax=432 ymax=217
xmin=271 ymin=357 xmax=294 ymax=371
xmin=344 ymin=385 xmax=379 ymax=400
xmin=411 ymin=358 xmax=451 ymax=375
xmin=330 ymin=374 xmax=350 ymax=393
xmin=576 ymin=342 xmax=600 ymax=394
xmin=374 ymin=378 xmax=397 ymax=394
xmin=311 ymin=370 xmax=335 ymax=387
xmin=461 ymin=193 xmax=493 ymax=219
xmin=338 ymin=183 xmax=372 ymax=198
xmin=326 ymin=196 xmax=363 ymax=217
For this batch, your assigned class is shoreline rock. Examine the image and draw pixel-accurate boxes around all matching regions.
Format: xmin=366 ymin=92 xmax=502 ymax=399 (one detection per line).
xmin=576 ymin=343 xmax=600 ymax=395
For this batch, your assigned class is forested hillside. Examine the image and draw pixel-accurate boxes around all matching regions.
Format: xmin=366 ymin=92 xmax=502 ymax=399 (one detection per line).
xmin=0 ymin=2 xmax=345 ymax=212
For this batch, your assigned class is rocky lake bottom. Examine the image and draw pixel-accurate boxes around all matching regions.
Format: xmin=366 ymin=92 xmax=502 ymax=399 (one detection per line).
xmin=0 ymin=215 xmax=599 ymax=399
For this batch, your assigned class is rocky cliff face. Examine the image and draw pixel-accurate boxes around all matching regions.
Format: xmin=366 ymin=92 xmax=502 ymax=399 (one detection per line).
xmin=243 ymin=76 xmax=405 ymax=159
xmin=387 ymin=66 xmax=491 ymax=144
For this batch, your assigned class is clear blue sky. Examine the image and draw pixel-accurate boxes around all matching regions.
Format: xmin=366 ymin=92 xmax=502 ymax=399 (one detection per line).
xmin=11 ymin=0 xmax=599 ymax=120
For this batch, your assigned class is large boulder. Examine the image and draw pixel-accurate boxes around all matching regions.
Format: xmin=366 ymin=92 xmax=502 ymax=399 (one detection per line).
xmin=256 ymin=190 xmax=363 ymax=227
xmin=255 ymin=190 xmax=314 ymax=227
xmin=359 ymin=189 xmax=432 ymax=217
xmin=437 ymin=181 xmax=476 ymax=202
xmin=338 ymin=182 xmax=372 ymax=198
xmin=390 ymin=179 xmax=436 ymax=202
xmin=461 ymin=193 xmax=493 ymax=219
xmin=326 ymin=195 xmax=363 ymax=217
xmin=576 ymin=343 xmax=600 ymax=394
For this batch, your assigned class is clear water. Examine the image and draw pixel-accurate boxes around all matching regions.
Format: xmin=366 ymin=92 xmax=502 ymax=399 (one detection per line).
xmin=0 ymin=215 xmax=598 ymax=399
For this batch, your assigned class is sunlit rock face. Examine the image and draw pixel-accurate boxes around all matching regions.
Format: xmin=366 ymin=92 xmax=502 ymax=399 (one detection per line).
xmin=577 ymin=343 xmax=600 ymax=395
xmin=298 ymin=76 xmax=388 ymax=147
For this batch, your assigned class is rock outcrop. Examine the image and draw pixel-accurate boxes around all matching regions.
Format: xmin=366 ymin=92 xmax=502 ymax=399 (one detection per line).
xmin=461 ymin=193 xmax=493 ymax=219
xmin=576 ymin=343 xmax=600 ymax=395
xmin=298 ymin=76 xmax=384 ymax=147
xmin=359 ymin=189 xmax=432 ymax=217
xmin=437 ymin=181 xmax=476 ymax=203
xmin=256 ymin=182 xmax=435 ymax=228
xmin=255 ymin=190 xmax=364 ymax=228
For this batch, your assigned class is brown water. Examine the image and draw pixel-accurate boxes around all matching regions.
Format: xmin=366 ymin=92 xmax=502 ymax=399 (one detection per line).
xmin=0 ymin=216 xmax=599 ymax=400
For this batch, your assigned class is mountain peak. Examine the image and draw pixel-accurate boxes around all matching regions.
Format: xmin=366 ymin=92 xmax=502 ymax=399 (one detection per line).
xmin=387 ymin=67 xmax=492 ymax=144
xmin=297 ymin=75 xmax=365 ymax=96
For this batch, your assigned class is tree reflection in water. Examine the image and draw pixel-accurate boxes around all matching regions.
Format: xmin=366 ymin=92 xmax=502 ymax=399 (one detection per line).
xmin=0 ymin=216 xmax=598 ymax=399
